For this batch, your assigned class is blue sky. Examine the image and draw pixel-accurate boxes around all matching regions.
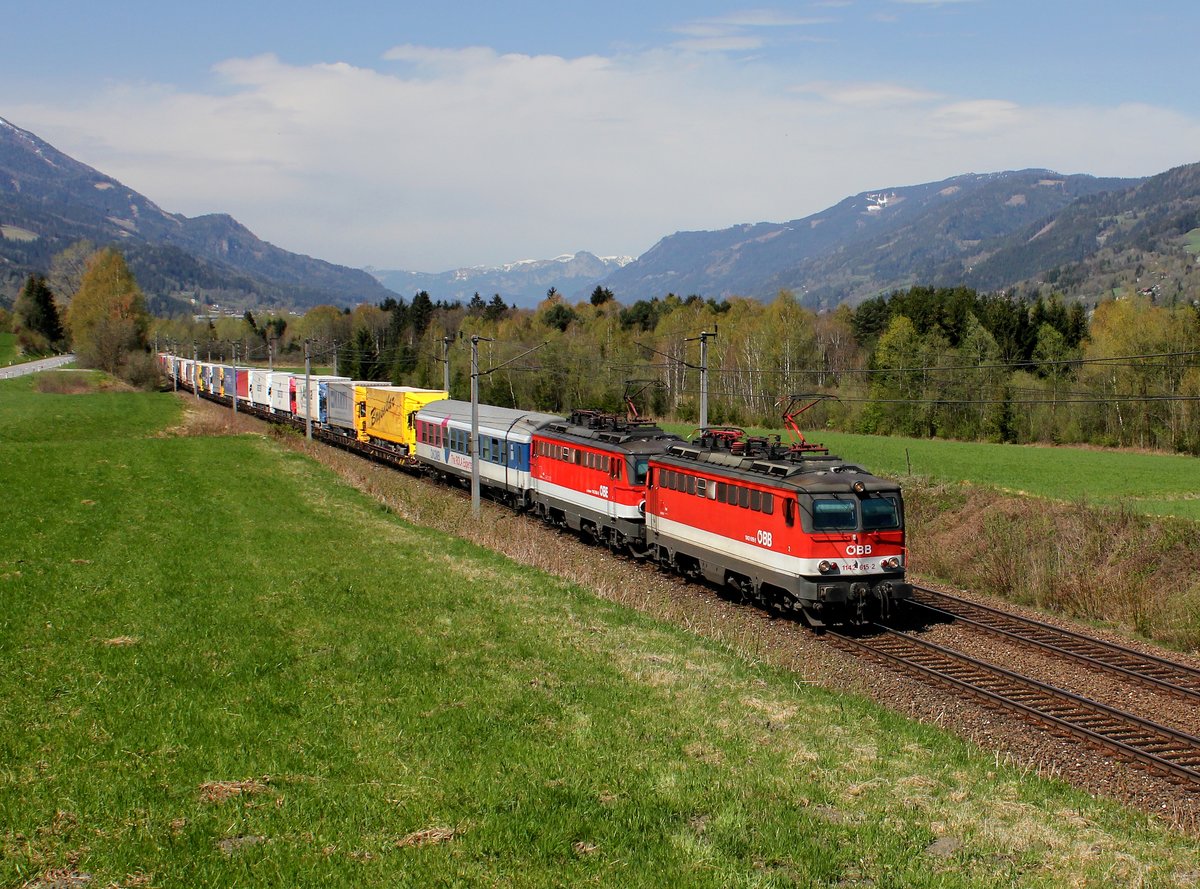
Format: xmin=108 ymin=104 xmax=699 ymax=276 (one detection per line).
xmin=6 ymin=2 xmax=1200 ymax=274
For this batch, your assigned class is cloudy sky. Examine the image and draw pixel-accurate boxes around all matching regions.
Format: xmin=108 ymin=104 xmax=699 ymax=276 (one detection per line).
xmin=5 ymin=1 xmax=1199 ymax=273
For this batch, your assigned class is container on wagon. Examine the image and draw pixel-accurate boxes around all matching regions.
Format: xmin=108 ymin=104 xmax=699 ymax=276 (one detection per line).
xmin=355 ymin=385 xmax=448 ymax=452
xmin=325 ymin=381 xmax=390 ymax=433
xmin=294 ymin=375 xmax=350 ymax=422
xmin=268 ymin=372 xmax=296 ymax=415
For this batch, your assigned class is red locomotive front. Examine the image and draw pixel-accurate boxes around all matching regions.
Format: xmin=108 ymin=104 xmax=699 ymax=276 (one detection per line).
xmin=645 ymin=429 xmax=910 ymax=626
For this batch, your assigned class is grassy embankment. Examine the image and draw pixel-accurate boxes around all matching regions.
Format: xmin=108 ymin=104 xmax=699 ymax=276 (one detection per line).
xmin=0 ymin=332 xmax=19 ymax=366
xmin=2 ymin=374 xmax=1199 ymax=886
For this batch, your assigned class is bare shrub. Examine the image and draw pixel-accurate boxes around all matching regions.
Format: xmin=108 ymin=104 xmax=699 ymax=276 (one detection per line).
xmin=121 ymin=350 xmax=163 ymax=391
xmin=33 ymin=372 xmax=96 ymax=395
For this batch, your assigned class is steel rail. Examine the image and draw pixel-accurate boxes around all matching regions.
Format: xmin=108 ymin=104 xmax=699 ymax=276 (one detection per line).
xmin=910 ymin=586 xmax=1200 ymax=701
xmin=827 ymin=625 xmax=1200 ymax=786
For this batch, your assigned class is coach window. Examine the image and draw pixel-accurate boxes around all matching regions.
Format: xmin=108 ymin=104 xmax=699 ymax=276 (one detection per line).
xmin=492 ymin=438 xmax=502 ymax=463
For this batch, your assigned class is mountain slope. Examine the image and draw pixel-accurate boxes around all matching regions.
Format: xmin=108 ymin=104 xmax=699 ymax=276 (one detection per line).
xmin=603 ymin=170 xmax=1141 ymax=307
xmin=0 ymin=116 xmax=395 ymax=310
xmin=963 ymin=162 xmax=1200 ymax=299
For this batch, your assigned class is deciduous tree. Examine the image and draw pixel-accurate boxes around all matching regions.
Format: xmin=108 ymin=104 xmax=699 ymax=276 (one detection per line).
xmin=66 ymin=248 xmax=149 ymax=373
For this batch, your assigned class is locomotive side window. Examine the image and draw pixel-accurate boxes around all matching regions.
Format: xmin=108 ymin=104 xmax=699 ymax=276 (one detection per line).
xmin=762 ymin=493 xmax=773 ymax=515
xmin=738 ymin=487 xmax=750 ymax=509
xmin=813 ymin=499 xmax=857 ymax=531
xmin=717 ymin=482 xmax=728 ymax=503
xmin=784 ymin=497 xmax=796 ymax=526
xmin=750 ymin=489 xmax=761 ymax=511
xmin=696 ymin=477 xmax=706 ymax=497
xmin=861 ymin=496 xmax=901 ymax=530
xmin=686 ymin=475 xmax=696 ymax=495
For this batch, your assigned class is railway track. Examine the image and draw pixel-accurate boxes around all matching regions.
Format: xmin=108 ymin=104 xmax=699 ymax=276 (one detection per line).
xmin=203 ymin=389 xmax=1200 ymax=788
xmin=909 ymin=586 xmax=1200 ymax=703
xmin=826 ymin=625 xmax=1200 ymax=786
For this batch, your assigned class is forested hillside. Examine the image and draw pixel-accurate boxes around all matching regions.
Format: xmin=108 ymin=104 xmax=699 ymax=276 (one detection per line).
xmin=154 ymin=282 xmax=1200 ymax=455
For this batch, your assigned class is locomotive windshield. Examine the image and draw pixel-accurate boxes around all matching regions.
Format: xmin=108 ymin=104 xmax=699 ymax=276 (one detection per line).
xmin=861 ymin=495 xmax=901 ymax=530
xmin=812 ymin=499 xmax=857 ymax=531
xmin=633 ymin=458 xmax=649 ymax=485
xmin=811 ymin=495 xmax=902 ymax=531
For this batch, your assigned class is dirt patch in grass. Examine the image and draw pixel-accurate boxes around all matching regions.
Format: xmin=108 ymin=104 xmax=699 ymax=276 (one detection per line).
xmin=33 ymin=372 xmax=122 ymax=396
xmin=199 ymin=778 xmax=270 ymax=804
xmin=395 ymin=826 xmax=458 ymax=849
xmin=160 ymin=403 xmax=266 ymax=439
xmin=101 ymin=636 xmax=138 ymax=647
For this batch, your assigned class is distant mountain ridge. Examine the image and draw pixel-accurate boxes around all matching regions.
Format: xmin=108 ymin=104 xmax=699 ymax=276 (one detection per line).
xmin=602 ymin=170 xmax=1146 ymax=308
xmin=368 ymin=251 xmax=633 ymax=308
xmin=3 ymin=116 xmax=1198 ymax=314
xmin=0 ymin=116 xmax=395 ymax=311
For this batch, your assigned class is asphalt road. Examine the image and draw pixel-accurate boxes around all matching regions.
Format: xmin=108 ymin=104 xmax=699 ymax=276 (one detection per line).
xmin=0 ymin=354 xmax=76 ymax=379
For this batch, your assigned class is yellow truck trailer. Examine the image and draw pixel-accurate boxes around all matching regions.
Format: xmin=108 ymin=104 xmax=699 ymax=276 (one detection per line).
xmin=355 ymin=385 xmax=448 ymax=453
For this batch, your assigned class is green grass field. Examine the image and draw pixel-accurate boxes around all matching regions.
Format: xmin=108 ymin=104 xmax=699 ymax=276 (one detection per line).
xmin=2 ymin=377 xmax=1198 ymax=886
xmin=666 ymin=423 xmax=1200 ymax=520
xmin=0 ymin=332 xmax=19 ymax=366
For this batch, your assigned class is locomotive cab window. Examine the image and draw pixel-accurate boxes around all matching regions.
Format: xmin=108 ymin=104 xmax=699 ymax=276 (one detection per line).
xmin=633 ymin=459 xmax=649 ymax=485
xmin=861 ymin=495 xmax=901 ymax=530
xmin=812 ymin=499 xmax=857 ymax=531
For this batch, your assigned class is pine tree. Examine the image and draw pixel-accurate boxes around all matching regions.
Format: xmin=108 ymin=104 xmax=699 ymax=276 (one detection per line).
xmin=12 ymin=274 xmax=64 ymax=354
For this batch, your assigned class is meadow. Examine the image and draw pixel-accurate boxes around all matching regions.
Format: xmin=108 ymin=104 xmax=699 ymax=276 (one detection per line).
xmin=2 ymin=374 xmax=1199 ymax=886
xmin=0 ymin=332 xmax=18 ymax=366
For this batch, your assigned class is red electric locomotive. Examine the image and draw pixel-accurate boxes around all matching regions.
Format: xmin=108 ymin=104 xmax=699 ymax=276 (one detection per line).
xmin=531 ymin=410 xmax=679 ymax=553
xmin=644 ymin=428 xmax=910 ymax=626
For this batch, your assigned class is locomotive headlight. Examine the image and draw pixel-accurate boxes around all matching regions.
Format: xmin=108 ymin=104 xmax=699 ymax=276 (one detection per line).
xmin=880 ymin=557 xmax=901 ymax=570
xmin=852 ymin=481 xmax=865 ymax=493
xmin=818 ymin=560 xmax=835 ymax=574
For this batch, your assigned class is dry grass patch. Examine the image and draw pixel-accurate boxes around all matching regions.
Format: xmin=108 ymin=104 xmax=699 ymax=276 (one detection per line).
xmin=33 ymin=372 xmax=122 ymax=396
xmin=199 ymin=777 xmax=270 ymax=804
xmin=395 ymin=826 xmax=458 ymax=849
xmin=101 ymin=636 xmax=138 ymax=647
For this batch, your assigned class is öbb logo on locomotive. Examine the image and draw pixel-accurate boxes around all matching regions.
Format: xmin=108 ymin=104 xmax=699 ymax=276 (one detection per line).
xmin=162 ymin=355 xmax=910 ymax=627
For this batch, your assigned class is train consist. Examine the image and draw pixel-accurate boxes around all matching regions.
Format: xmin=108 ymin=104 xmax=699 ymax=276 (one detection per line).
xmin=162 ymin=354 xmax=910 ymax=626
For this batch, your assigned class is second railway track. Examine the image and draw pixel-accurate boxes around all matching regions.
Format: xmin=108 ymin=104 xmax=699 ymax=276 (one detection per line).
xmin=827 ymin=623 xmax=1200 ymax=786
xmin=909 ymin=585 xmax=1200 ymax=703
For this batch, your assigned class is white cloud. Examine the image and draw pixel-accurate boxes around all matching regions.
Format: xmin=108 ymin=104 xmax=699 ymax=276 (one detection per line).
xmin=792 ymin=80 xmax=942 ymax=106
xmin=8 ymin=46 xmax=1200 ymax=276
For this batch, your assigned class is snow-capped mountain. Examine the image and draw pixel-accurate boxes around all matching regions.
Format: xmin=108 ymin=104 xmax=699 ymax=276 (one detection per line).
xmin=368 ymin=251 xmax=632 ymax=308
